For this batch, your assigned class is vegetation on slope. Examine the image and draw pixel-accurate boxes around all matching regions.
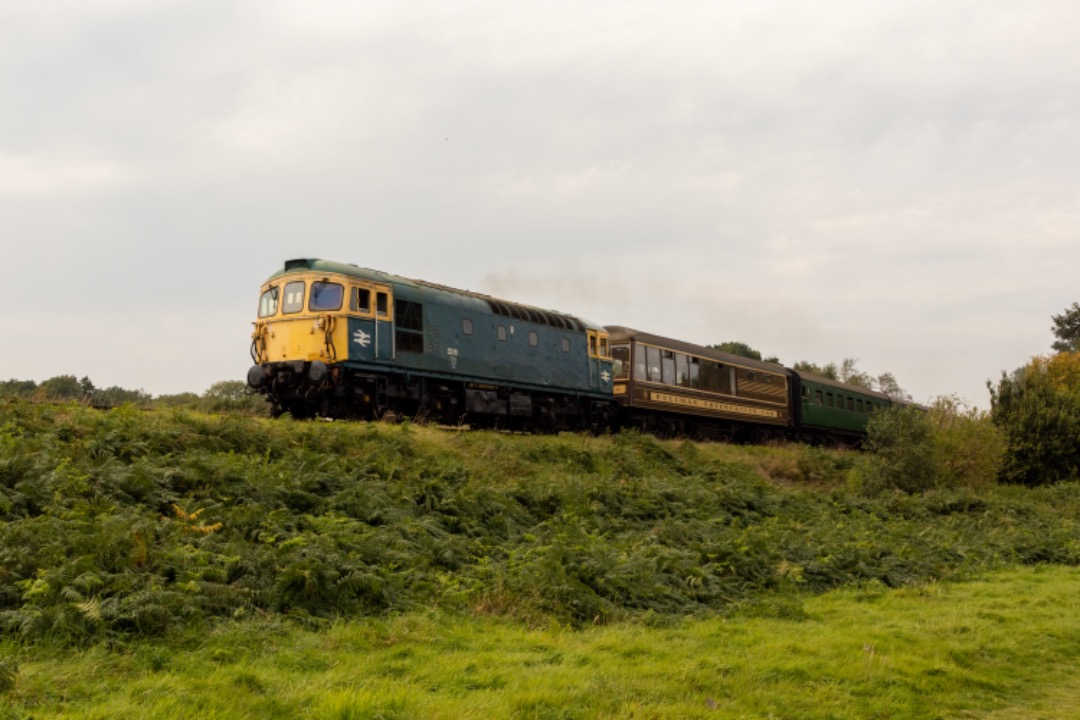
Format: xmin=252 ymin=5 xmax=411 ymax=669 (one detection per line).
xmin=1 ymin=401 xmax=1077 ymax=647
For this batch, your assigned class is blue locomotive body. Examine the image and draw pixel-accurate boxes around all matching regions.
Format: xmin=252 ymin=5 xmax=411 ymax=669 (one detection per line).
xmin=248 ymin=259 xmax=614 ymax=428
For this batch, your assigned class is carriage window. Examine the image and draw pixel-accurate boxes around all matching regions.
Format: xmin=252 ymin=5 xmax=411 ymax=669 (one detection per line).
xmin=282 ymin=281 xmax=305 ymax=314
xmin=612 ymin=344 xmax=630 ymax=380
xmin=310 ymin=282 xmax=344 ymax=311
xmin=698 ymin=360 xmax=718 ymax=392
xmin=816 ymin=389 xmax=824 ymax=405
xmin=676 ymin=354 xmax=689 ymax=386
xmin=661 ymin=350 xmax=676 ymax=385
xmin=645 ymin=346 xmax=661 ymax=382
xmin=826 ymin=392 xmax=834 ymax=407
xmin=688 ymin=357 xmax=700 ymax=388
xmin=258 ymin=287 xmax=279 ymax=318
xmin=634 ymin=345 xmax=648 ymax=380
xmin=350 ymin=288 xmax=371 ymax=313
xmin=847 ymin=397 xmax=855 ymax=411
xmin=463 ymin=318 xmax=473 ymax=336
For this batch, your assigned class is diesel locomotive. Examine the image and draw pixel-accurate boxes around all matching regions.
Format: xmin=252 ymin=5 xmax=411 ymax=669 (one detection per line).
xmin=247 ymin=259 xmax=615 ymax=430
xmin=247 ymin=258 xmax=898 ymax=442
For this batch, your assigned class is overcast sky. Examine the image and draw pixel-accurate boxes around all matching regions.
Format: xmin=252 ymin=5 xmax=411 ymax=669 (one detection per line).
xmin=2 ymin=0 xmax=1078 ymax=406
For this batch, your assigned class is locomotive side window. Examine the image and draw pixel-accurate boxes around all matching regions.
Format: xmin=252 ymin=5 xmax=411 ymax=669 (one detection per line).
xmin=497 ymin=326 xmax=507 ymax=342
xmin=463 ymin=318 xmax=473 ymax=336
xmin=350 ymin=288 xmax=371 ymax=314
xmin=394 ymin=299 xmax=424 ymax=354
xmin=561 ymin=337 xmax=570 ymax=353
xmin=529 ymin=331 xmax=539 ymax=347
xmin=282 ymin=281 xmax=305 ymax=314
xmin=612 ymin=344 xmax=630 ymax=380
xmin=310 ymin=282 xmax=344 ymax=311
xmin=258 ymin=287 xmax=279 ymax=318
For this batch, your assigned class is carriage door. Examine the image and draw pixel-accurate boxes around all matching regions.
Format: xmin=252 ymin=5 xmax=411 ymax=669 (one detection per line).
xmin=347 ymin=284 xmax=394 ymax=363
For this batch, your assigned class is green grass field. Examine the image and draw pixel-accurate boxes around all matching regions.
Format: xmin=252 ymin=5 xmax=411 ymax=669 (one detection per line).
xmin=3 ymin=403 xmax=1080 ymax=718
xmin=4 ymin=565 xmax=1080 ymax=719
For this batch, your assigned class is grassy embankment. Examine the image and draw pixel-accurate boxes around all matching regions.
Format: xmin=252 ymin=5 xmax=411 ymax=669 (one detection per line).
xmin=1 ymin=402 xmax=1079 ymax=717
xmin=6 ymin=567 xmax=1080 ymax=718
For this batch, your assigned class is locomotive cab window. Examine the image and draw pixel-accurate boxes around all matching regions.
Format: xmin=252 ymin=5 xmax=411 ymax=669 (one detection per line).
xmin=350 ymin=288 xmax=372 ymax=314
xmin=258 ymin=287 xmax=279 ymax=318
xmin=282 ymin=281 xmax=305 ymax=314
xmin=310 ymin=282 xmax=344 ymax=311
xmin=376 ymin=292 xmax=389 ymax=318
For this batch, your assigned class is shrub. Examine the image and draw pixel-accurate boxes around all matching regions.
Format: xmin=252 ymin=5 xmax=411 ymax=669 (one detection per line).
xmin=855 ymin=405 xmax=939 ymax=493
xmin=928 ymin=395 xmax=1005 ymax=489
xmin=990 ymin=355 xmax=1080 ymax=486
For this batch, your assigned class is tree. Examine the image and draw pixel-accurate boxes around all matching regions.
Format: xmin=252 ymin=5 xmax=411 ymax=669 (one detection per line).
xmin=1051 ymin=302 xmax=1080 ymax=353
xmin=35 ymin=375 xmax=86 ymax=402
xmin=709 ymin=341 xmax=762 ymax=361
xmin=989 ymin=353 xmax=1080 ymax=486
xmin=874 ymin=372 xmax=912 ymax=401
xmin=838 ymin=358 xmax=873 ymax=389
xmin=791 ymin=360 xmax=838 ymax=380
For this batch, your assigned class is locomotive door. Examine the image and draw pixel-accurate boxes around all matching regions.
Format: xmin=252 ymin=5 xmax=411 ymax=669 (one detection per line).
xmin=586 ymin=330 xmax=614 ymax=393
xmin=347 ymin=283 xmax=394 ymax=364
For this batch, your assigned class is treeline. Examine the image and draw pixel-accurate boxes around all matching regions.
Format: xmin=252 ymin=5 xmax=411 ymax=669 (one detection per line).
xmin=708 ymin=342 xmax=910 ymax=400
xmin=0 ymin=376 xmax=268 ymax=416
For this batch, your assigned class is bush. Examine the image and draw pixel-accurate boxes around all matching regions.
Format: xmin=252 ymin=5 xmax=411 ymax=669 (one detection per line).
xmin=853 ymin=398 xmax=1004 ymax=494
xmin=855 ymin=405 xmax=939 ymax=493
xmin=928 ymin=396 xmax=1005 ymax=488
xmin=990 ymin=355 xmax=1080 ymax=486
